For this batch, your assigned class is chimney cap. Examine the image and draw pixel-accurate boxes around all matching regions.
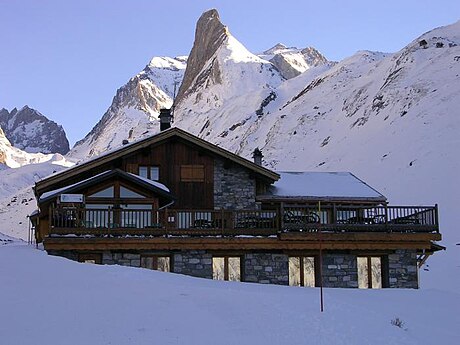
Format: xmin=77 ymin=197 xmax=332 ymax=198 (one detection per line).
xmin=252 ymin=147 xmax=263 ymax=158
xmin=159 ymin=108 xmax=173 ymax=131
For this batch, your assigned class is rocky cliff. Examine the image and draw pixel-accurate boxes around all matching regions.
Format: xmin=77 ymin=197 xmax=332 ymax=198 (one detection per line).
xmin=0 ymin=106 xmax=70 ymax=154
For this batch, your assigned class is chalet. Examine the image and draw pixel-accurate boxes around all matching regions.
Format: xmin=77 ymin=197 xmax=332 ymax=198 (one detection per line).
xmin=32 ymin=110 xmax=442 ymax=289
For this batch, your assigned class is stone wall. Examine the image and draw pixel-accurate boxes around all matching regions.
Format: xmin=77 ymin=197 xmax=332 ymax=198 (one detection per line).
xmin=102 ymin=252 xmax=140 ymax=267
xmin=47 ymin=249 xmax=419 ymax=289
xmin=321 ymin=253 xmax=359 ymax=288
xmin=388 ymin=249 xmax=418 ymax=288
xmin=173 ymin=250 xmax=213 ymax=279
xmin=243 ymin=253 xmax=289 ymax=285
xmin=213 ymin=159 xmax=256 ymax=210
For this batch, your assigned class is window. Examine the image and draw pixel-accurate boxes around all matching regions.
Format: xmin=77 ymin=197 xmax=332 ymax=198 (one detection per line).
xmin=139 ymin=166 xmax=159 ymax=181
xmin=85 ymin=204 xmax=113 ymax=228
xmin=289 ymin=256 xmax=316 ymax=287
xmin=78 ymin=253 xmax=102 ymax=264
xmin=120 ymin=186 xmax=146 ymax=198
xmin=121 ymin=204 xmax=153 ymax=228
xmin=212 ymin=256 xmax=241 ymax=281
xmin=141 ymin=256 xmax=170 ymax=272
xmin=88 ymin=186 xmax=114 ymax=198
xmin=180 ymin=165 xmax=205 ymax=182
xmin=357 ymin=256 xmax=382 ymax=289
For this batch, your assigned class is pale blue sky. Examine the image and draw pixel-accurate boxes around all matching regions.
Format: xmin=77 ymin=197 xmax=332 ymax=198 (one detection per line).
xmin=1 ymin=0 xmax=459 ymax=146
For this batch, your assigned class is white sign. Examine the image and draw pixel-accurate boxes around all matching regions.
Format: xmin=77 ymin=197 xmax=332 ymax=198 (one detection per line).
xmin=60 ymin=194 xmax=84 ymax=203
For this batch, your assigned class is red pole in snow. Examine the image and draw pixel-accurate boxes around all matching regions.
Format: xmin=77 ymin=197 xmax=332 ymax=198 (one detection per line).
xmin=318 ymin=201 xmax=324 ymax=312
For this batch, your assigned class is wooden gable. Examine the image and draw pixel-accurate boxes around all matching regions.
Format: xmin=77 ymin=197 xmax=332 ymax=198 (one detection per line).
xmin=34 ymin=128 xmax=279 ymax=199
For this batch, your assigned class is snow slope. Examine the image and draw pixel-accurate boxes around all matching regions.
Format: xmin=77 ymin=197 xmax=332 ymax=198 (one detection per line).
xmin=0 ymin=162 xmax=69 ymax=239
xmin=0 ymin=243 xmax=458 ymax=345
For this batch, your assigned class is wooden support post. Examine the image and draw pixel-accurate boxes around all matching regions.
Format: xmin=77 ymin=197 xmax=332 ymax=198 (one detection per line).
xmin=280 ymin=202 xmax=285 ymax=232
xmin=318 ymin=201 xmax=324 ymax=312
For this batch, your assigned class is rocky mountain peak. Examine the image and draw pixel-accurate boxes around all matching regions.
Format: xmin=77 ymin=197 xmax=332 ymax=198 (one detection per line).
xmin=175 ymin=9 xmax=229 ymax=105
xmin=0 ymin=106 xmax=70 ymax=155
xmin=263 ymin=43 xmax=288 ymax=55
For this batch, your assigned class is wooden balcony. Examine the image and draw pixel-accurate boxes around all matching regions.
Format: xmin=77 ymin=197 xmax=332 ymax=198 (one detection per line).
xmin=48 ymin=204 xmax=439 ymax=238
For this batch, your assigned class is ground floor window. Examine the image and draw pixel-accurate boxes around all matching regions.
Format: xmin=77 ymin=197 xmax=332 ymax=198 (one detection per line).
xmin=357 ymin=256 xmax=382 ymax=289
xmin=141 ymin=255 xmax=170 ymax=272
xmin=289 ymin=256 xmax=316 ymax=287
xmin=212 ymin=256 xmax=241 ymax=281
xmin=78 ymin=253 xmax=102 ymax=264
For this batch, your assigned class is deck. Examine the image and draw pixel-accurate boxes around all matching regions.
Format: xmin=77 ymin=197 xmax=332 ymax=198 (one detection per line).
xmin=48 ymin=204 xmax=439 ymax=237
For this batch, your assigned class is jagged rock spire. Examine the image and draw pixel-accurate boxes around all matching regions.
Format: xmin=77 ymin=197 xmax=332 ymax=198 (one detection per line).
xmin=175 ymin=9 xmax=229 ymax=105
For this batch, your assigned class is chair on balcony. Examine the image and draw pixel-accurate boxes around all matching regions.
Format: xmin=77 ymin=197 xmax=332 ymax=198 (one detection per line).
xmin=192 ymin=219 xmax=214 ymax=229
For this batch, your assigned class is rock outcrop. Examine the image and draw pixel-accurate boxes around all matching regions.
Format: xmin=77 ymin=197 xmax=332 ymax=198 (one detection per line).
xmin=0 ymin=106 xmax=70 ymax=154
xmin=261 ymin=44 xmax=329 ymax=79
xmin=175 ymin=9 xmax=228 ymax=105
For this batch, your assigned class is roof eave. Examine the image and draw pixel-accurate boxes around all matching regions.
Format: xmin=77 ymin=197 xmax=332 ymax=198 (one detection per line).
xmin=39 ymin=169 xmax=175 ymax=204
xmin=256 ymin=195 xmax=388 ymax=203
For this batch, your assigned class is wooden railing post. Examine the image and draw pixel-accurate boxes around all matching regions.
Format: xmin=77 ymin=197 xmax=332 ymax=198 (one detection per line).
xmin=280 ymin=202 xmax=284 ymax=232
xmin=434 ymin=204 xmax=439 ymax=232
xmin=384 ymin=203 xmax=389 ymax=232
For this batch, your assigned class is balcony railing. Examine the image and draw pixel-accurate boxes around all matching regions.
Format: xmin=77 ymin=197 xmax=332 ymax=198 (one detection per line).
xmin=49 ymin=204 xmax=439 ymax=237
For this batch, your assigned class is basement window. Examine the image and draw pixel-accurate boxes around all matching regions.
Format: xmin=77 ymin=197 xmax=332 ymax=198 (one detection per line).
xmin=289 ymin=256 xmax=316 ymax=287
xmin=357 ymin=256 xmax=382 ymax=289
xmin=180 ymin=165 xmax=205 ymax=182
xmin=212 ymin=256 xmax=241 ymax=281
xmin=141 ymin=255 xmax=170 ymax=272
xmin=78 ymin=253 xmax=102 ymax=264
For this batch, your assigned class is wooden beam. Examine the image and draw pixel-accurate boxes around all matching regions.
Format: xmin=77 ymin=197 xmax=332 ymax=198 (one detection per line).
xmin=43 ymin=236 xmax=437 ymax=251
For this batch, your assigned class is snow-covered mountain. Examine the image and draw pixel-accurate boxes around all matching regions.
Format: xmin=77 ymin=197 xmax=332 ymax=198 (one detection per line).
xmin=68 ymin=10 xmax=328 ymax=159
xmin=0 ymin=106 xmax=69 ymax=154
xmin=69 ymin=56 xmax=187 ymax=159
xmin=0 ymin=125 xmax=72 ymax=169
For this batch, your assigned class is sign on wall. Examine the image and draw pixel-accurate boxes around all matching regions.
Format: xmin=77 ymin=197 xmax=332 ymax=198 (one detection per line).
xmin=60 ymin=194 xmax=84 ymax=203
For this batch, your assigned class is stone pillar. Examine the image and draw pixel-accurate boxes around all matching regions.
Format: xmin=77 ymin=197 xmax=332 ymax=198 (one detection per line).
xmin=243 ymin=253 xmax=289 ymax=285
xmin=173 ymin=250 xmax=213 ymax=279
xmin=321 ymin=254 xmax=359 ymax=288
xmin=388 ymin=249 xmax=418 ymax=288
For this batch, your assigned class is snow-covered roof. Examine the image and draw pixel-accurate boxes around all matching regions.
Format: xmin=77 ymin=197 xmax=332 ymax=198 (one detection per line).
xmin=39 ymin=171 xmax=108 ymax=201
xmin=127 ymin=173 xmax=170 ymax=193
xmin=39 ymin=169 xmax=173 ymax=203
xmin=261 ymin=172 xmax=386 ymax=202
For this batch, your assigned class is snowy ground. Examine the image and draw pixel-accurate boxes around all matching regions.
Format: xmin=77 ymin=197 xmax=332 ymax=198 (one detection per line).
xmin=0 ymin=240 xmax=458 ymax=345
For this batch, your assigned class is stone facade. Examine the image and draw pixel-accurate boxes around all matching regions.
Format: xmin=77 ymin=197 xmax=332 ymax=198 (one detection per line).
xmin=213 ymin=159 xmax=256 ymax=210
xmin=102 ymin=252 xmax=140 ymax=267
xmin=243 ymin=253 xmax=289 ymax=285
xmin=388 ymin=249 xmax=418 ymax=288
xmin=47 ymin=249 xmax=419 ymax=289
xmin=321 ymin=253 xmax=359 ymax=288
xmin=173 ymin=250 xmax=213 ymax=279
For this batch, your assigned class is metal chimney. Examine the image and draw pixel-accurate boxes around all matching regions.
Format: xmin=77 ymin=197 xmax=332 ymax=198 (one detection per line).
xmin=252 ymin=148 xmax=263 ymax=166
xmin=159 ymin=108 xmax=173 ymax=131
